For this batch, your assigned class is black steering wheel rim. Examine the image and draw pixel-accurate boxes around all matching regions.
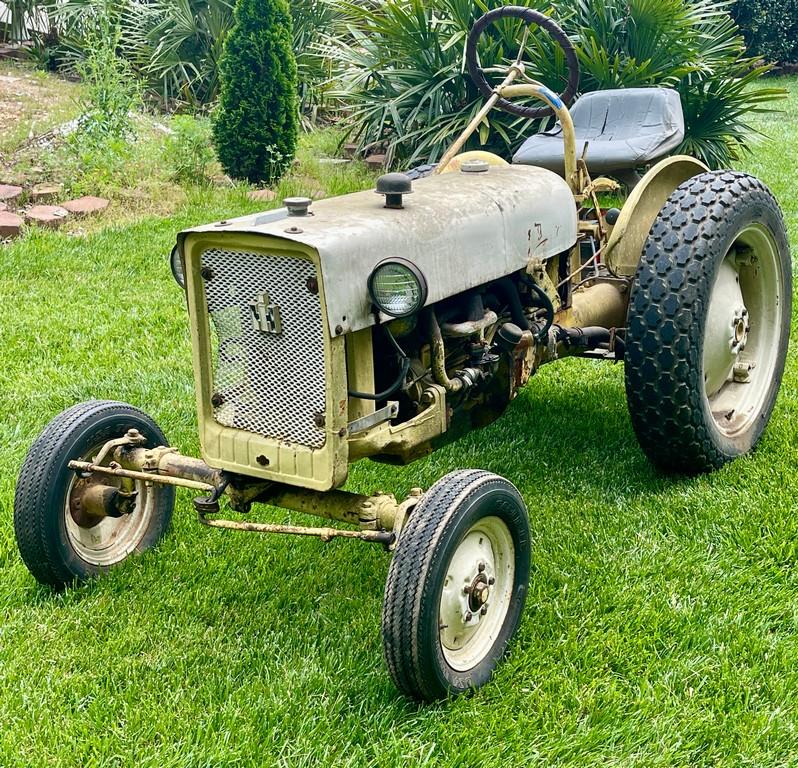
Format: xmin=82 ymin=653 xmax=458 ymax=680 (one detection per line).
xmin=465 ymin=6 xmax=580 ymax=120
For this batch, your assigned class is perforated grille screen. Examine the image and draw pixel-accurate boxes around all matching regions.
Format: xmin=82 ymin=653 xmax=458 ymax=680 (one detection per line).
xmin=201 ymin=248 xmax=327 ymax=448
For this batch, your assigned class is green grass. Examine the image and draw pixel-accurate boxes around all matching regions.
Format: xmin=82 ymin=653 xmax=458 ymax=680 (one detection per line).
xmin=1 ymin=81 xmax=798 ymax=767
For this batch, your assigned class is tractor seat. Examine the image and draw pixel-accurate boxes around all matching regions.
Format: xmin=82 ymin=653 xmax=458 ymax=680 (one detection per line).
xmin=512 ymin=88 xmax=685 ymax=176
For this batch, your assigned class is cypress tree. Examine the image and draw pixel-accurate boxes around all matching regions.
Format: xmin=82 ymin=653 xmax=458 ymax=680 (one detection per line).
xmin=213 ymin=0 xmax=298 ymax=185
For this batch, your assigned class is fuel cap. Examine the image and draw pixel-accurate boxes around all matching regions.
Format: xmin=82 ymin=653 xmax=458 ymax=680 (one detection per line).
xmin=284 ymin=197 xmax=312 ymax=216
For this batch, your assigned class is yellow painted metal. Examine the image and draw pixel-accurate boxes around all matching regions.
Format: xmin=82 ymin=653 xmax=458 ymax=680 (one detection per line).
xmin=438 ymin=151 xmax=509 ymax=174
xmin=345 ymin=328 xmax=376 ymax=422
xmin=554 ymin=281 xmax=630 ymax=329
xmin=435 ymin=65 xmax=521 ymax=174
xmin=604 ymin=155 xmax=709 ymax=277
xmin=500 ymin=83 xmax=578 ymax=192
xmin=435 ymin=72 xmax=579 ymax=194
xmin=348 ymin=384 xmax=448 ymax=463
xmin=182 ymin=232 xmax=349 ymax=492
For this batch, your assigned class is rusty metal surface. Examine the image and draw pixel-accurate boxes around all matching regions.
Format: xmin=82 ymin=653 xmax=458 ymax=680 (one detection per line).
xmin=69 ymin=477 xmax=134 ymax=528
xmin=196 ymin=511 xmax=394 ymax=545
xmin=118 ymin=446 xmax=223 ymax=488
xmin=68 ymin=460 xmax=216 ymax=492
xmin=179 ymin=165 xmax=577 ymax=336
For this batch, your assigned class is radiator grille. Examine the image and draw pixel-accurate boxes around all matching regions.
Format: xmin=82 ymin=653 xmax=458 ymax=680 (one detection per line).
xmin=201 ymin=248 xmax=326 ymax=448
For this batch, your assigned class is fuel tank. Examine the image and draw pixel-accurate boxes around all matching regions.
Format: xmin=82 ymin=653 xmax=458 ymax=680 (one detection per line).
xmin=179 ymin=163 xmax=577 ymax=335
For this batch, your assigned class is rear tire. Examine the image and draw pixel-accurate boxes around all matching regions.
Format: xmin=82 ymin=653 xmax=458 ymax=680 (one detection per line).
xmin=625 ymin=171 xmax=791 ymax=473
xmin=14 ymin=400 xmax=175 ymax=589
xmin=381 ymin=470 xmax=530 ymax=700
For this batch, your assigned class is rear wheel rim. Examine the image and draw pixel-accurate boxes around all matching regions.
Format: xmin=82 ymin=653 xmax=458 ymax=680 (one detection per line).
xmin=703 ymin=223 xmax=784 ymax=438
xmin=438 ymin=516 xmax=515 ymax=672
xmin=64 ymin=440 xmax=155 ymax=567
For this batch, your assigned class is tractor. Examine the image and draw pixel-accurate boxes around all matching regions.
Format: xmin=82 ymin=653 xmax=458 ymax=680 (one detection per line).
xmin=14 ymin=7 xmax=791 ymax=701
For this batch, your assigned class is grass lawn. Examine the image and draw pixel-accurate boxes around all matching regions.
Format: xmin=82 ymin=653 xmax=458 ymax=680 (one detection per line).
xmin=1 ymin=78 xmax=798 ymax=767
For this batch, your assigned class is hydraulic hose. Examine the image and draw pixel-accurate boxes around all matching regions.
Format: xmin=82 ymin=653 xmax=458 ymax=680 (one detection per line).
xmin=528 ymin=282 xmax=555 ymax=342
xmin=348 ymin=325 xmax=411 ymax=401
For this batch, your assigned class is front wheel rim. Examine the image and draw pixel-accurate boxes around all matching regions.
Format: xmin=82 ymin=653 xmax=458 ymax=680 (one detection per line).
xmin=438 ymin=516 xmax=515 ymax=672
xmin=702 ymin=223 xmax=785 ymax=438
xmin=64 ymin=440 xmax=155 ymax=567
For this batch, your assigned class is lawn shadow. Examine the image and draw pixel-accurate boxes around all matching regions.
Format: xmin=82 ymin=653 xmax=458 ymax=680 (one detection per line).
xmin=349 ymin=368 xmax=694 ymax=510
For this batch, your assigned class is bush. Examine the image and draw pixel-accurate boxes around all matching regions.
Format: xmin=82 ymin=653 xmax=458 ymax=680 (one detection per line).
xmin=212 ymin=0 xmax=298 ymax=184
xmin=730 ymin=0 xmax=798 ymax=64
xmin=163 ymin=115 xmax=215 ymax=186
xmin=325 ymin=0 xmax=784 ymax=169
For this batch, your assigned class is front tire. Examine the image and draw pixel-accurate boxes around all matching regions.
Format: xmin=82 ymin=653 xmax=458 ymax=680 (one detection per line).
xmin=14 ymin=400 xmax=175 ymax=589
xmin=625 ymin=171 xmax=791 ymax=473
xmin=381 ymin=470 xmax=531 ymax=701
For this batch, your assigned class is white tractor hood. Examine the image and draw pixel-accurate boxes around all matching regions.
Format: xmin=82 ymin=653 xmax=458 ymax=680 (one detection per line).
xmin=179 ymin=163 xmax=577 ymax=335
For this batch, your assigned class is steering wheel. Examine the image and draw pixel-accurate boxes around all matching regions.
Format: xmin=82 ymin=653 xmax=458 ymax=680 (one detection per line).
xmin=465 ymin=6 xmax=580 ymax=120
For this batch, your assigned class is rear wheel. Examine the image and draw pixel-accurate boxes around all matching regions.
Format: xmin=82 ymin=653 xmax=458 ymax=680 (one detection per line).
xmin=625 ymin=171 xmax=791 ymax=473
xmin=14 ymin=400 xmax=175 ymax=589
xmin=381 ymin=470 xmax=531 ymax=700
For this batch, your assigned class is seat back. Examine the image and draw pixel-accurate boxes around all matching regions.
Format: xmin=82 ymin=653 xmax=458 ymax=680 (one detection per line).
xmin=568 ymin=87 xmax=684 ymax=144
xmin=512 ymin=87 xmax=686 ymax=174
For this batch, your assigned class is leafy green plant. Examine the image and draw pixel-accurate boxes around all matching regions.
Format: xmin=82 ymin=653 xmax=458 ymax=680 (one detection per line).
xmin=731 ymin=0 xmax=798 ymax=64
xmin=71 ymin=21 xmax=139 ymax=146
xmin=325 ymin=0 xmax=785 ymax=169
xmin=163 ymin=114 xmax=215 ymax=186
xmin=212 ymin=0 xmax=298 ymax=184
xmin=42 ymin=0 xmax=233 ymax=108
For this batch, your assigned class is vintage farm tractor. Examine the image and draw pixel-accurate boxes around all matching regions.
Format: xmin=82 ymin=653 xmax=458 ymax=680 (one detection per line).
xmin=14 ymin=7 xmax=791 ymax=700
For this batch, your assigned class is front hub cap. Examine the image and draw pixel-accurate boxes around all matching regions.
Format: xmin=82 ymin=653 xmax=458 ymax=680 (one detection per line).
xmin=439 ymin=516 xmax=515 ymax=671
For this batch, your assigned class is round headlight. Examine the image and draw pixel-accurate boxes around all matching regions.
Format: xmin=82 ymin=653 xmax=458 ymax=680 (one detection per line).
xmin=367 ymin=258 xmax=428 ymax=318
xmin=169 ymin=245 xmax=186 ymax=290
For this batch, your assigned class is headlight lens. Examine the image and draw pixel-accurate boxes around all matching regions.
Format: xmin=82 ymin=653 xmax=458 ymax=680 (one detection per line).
xmin=367 ymin=258 xmax=428 ymax=318
xmin=169 ymin=245 xmax=185 ymax=290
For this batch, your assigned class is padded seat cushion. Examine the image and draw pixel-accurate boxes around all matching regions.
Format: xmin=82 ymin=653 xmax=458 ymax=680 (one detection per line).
xmin=512 ymin=88 xmax=685 ymax=175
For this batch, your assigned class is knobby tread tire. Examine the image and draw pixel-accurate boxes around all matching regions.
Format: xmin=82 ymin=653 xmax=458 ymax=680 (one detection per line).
xmin=14 ymin=400 xmax=175 ymax=589
xmin=381 ymin=470 xmax=530 ymax=701
xmin=625 ymin=170 xmax=791 ymax=474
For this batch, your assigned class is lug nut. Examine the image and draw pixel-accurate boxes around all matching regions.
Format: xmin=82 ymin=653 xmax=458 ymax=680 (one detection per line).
xmin=478 ymin=562 xmax=485 ymax=573
xmin=465 ymin=611 xmax=473 ymax=621
xmin=488 ymin=576 xmax=495 ymax=585
xmin=480 ymin=605 xmax=488 ymax=616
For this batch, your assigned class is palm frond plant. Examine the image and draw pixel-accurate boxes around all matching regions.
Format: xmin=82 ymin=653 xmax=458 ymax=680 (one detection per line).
xmin=325 ymin=0 xmax=785 ymax=169
xmin=291 ymin=0 xmax=352 ymax=126
xmin=3 ymin=0 xmax=43 ymax=42
xmin=41 ymin=0 xmax=233 ymax=108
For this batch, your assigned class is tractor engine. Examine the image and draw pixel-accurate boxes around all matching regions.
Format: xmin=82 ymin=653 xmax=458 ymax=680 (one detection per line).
xmin=175 ymin=160 xmax=628 ymax=487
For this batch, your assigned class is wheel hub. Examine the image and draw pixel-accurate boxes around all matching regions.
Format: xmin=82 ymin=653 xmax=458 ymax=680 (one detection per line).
xmin=465 ymin=567 xmax=494 ymax=614
xmin=437 ymin=516 xmax=516 ymax=672
xmin=704 ymin=258 xmax=749 ymax=397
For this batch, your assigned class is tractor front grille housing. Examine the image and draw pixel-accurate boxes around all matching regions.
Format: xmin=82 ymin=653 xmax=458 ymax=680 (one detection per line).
xmin=200 ymin=247 xmax=327 ymax=449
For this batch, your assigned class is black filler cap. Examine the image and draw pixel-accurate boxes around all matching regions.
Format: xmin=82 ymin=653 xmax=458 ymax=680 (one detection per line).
xmin=376 ymin=173 xmax=413 ymax=209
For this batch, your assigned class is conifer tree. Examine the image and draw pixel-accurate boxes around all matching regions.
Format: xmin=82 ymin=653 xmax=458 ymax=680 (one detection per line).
xmin=213 ymin=0 xmax=298 ymax=184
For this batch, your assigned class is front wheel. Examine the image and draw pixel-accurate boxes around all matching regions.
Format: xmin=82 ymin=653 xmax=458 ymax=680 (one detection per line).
xmin=381 ymin=470 xmax=531 ymax=700
xmin=625 ymin=171 xmax=792 ymax=473
xmin=14 ymin=400 xmax=175 ymax=589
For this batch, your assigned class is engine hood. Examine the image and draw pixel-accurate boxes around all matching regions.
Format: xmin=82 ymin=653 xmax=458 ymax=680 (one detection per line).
xmin=179 ymin=164 xmax=577 ymax=335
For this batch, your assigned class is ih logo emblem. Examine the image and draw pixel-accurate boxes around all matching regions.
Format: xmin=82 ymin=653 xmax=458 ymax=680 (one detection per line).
xmin=249 ymin=290 xmax=282 ymax=335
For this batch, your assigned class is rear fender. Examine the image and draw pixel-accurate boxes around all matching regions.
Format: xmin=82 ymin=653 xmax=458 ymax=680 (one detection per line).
xmin=604 ymin=155 xmax=709 ymax=277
